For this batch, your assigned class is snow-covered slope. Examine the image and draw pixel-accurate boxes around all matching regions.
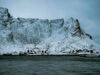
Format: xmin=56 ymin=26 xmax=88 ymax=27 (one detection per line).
xmin=0 ymin=7 xmax=100 ymax=55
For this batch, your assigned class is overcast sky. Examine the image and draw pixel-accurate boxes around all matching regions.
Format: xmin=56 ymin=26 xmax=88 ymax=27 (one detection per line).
xmin=0 ymin=0 xmax=100 ymax=44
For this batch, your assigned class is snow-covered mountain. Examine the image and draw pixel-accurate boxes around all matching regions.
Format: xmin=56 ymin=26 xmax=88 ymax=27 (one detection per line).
xmin=0 ymin=7 xmax=100 ymax=55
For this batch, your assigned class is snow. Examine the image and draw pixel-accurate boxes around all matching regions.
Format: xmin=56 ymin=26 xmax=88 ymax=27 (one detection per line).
xmin=0 ymin=7 xmax=100 ymax=55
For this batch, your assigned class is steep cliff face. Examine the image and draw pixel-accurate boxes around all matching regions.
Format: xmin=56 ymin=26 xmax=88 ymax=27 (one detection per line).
xmin=0 ymin=7 xmax=100 ymax=54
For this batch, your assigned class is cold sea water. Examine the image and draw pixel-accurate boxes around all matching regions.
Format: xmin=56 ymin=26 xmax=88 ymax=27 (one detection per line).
xmin=0 ymin=56 xmax=100 ymax=75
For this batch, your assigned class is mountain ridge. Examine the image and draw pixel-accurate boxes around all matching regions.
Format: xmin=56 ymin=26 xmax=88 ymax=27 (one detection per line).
xmin=0 ymin=7 xmax=100 ymax=55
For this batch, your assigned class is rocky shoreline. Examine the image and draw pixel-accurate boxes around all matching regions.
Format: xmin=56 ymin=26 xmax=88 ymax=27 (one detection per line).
xmin=1 ymin=54 xmax=100 ymax=58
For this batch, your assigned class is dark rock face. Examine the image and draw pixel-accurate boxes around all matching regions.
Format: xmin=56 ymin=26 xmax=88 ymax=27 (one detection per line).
xmin=66 ymin=18 xmax=92 ymax=39
xmin=73 ymin=19 xmax=92 ymax=39
xmin=71 ymin=19 xmax=84 ymax=37
xmin=85 ymin=33 xmax=92 ymax=40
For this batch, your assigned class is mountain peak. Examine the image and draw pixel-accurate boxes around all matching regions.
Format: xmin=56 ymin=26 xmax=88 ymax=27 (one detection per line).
xmin=66 ymin=18 xmax=83 ymax=37
xmin=64 ymin=17 xmax=93 ymax=40
xmin=0 ymin=7 xmax=12 ymax=22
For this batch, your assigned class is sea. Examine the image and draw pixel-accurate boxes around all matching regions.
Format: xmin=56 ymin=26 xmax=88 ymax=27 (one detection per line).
xmin=0 ymin=56 xmax=100 ymax=75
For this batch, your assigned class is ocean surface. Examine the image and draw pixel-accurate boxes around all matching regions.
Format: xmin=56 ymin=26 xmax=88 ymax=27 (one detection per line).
xmin=0 ymin=56 xmax=100 ymax=75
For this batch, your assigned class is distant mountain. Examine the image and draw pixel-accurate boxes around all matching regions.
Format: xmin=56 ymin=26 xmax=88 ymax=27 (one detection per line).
xmin=0 ymin=7 xmax=100 ymax=55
